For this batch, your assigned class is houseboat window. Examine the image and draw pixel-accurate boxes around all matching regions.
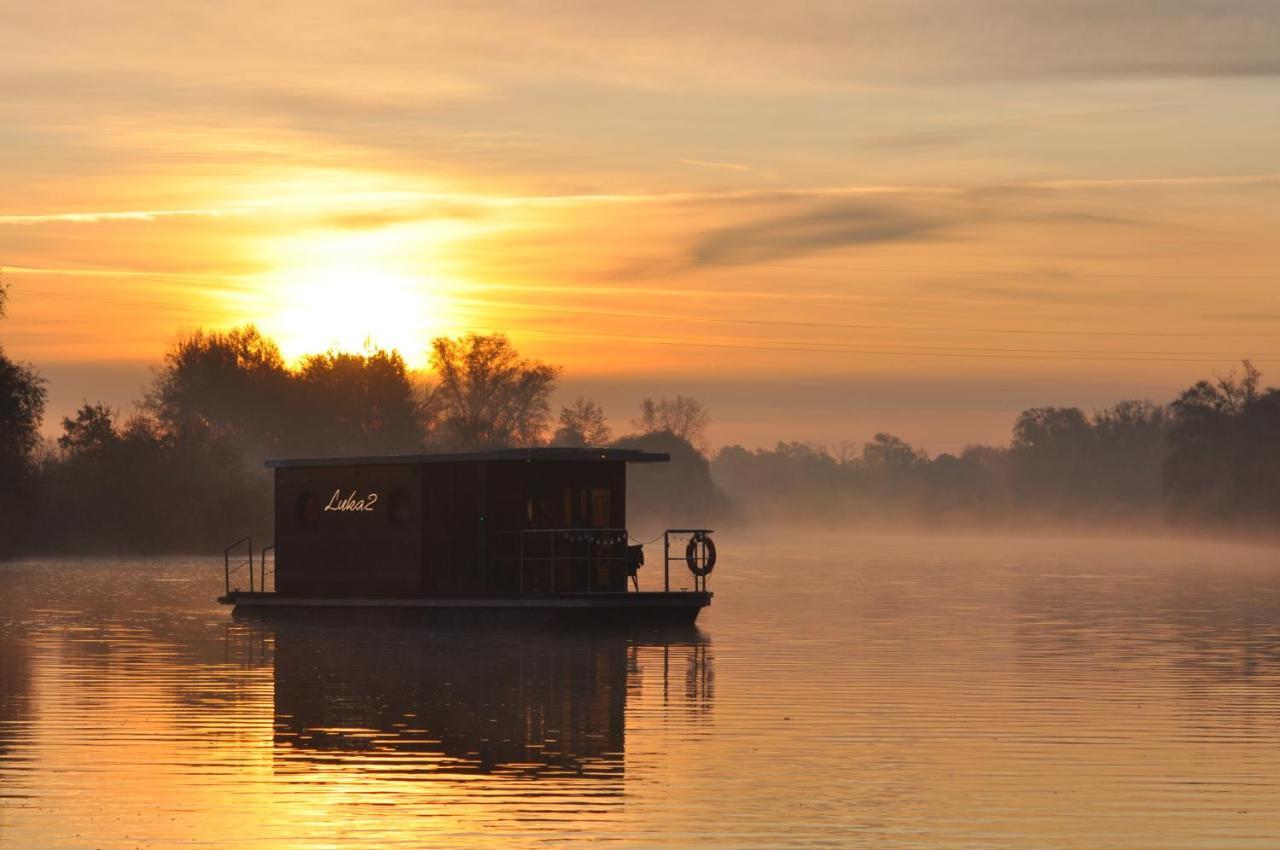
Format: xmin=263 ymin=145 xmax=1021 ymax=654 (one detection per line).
xmin=552 ymin=486 xmax=613 ymax=527
xmin=591 ymin=488 xmax=611 ymax=528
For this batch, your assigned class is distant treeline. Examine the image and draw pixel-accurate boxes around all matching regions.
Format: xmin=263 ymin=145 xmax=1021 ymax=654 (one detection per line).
xmin=715 ymin=363 xmax=1280 ymax=531
xmin=1 ymin=291 xmax=1277 ymax=555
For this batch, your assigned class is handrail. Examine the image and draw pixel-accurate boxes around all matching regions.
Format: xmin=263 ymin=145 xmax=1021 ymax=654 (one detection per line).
xmin=501 ymin=528 xmax=628 ymax=595
xmin=498 ymin=528 xmax=714 ymax=595
xmin=223 ymin=536 xmax=253 ymax=595
xmin=663 ymin=529 xmax=715 ymax=593
xmin=259 ymin=544 xmax=276 ymax=593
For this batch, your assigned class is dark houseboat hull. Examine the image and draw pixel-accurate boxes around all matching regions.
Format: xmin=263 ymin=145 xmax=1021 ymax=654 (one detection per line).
xmin=219 ymin=590 xmax=711 ymax=627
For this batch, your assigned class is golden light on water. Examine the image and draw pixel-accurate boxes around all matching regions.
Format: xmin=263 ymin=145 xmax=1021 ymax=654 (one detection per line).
xmin=6 ymin=538 xmax=1280 ymax=847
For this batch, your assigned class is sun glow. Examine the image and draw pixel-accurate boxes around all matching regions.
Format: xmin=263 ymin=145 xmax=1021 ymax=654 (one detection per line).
xmin=256 ymin=225 xmax=463 ymax=368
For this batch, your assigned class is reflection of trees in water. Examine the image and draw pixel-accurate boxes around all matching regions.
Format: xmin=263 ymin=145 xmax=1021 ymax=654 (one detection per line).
xmin=231 ymin=624 xmax=713 ymax=781
xmin=0 ymin=629 xmax=29 ymax=760
xmin=1010 ymin=565 xmax=1280 ymax=685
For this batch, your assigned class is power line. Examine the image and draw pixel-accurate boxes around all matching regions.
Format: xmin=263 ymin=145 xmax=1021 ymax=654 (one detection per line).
xmin=469 ymin=250 xmax=1280 ymax=282
xmin=15 ymin=250 xmax=1276 ymax=283
xmin=450 ymin=295 xmax=1280 ymax=340
xmin=471 ymin=324 xmax=1280 ymax=365
xmin=12 ymin=277 xmax=1280 ymax=342
xmin=453 ymin=300 xmax=1275 ymax=357
xmin=9 ymin=283 xmax=1280 ymax=364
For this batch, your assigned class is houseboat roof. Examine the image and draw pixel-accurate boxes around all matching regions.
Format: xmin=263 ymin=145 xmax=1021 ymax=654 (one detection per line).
xmin=264 ymin=447 xmax=671 ymax=469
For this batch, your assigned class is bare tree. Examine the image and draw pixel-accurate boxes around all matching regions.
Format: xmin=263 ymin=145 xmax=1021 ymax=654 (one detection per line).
xmin=835 ymin=439 xmax=860 ymax=465
xmin=632 ymin=394 xmax=711 ymax=449
xmin=428 ymin=333 xmax=560 ymax=449
xmin=1214 ymin=359 xmax=1261 ymax=414
xmin=552 ymin=397 xmax=611 ymax=447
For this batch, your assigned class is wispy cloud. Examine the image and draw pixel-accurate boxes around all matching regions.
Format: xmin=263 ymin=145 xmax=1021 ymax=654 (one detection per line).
xmin=690 ymin=199 xmax=952 ymax=265
xmin=679 ymin=158 xmax=754 ymax=172
xmin=0 ymin=208 xmax=244 ymax=225
xmin=7 ymin=175 xmax=1277 ymax=228
xmin=678 ymin=158 xmax=776 ymax=180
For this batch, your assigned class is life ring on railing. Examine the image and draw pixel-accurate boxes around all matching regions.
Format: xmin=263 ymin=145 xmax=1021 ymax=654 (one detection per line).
xmin=685 ymin=533 xmax=717 ymax=577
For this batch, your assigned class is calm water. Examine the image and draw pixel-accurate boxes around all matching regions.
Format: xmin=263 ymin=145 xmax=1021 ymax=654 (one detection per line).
xmin=3 ymin=533 xmax=1280 ymax=848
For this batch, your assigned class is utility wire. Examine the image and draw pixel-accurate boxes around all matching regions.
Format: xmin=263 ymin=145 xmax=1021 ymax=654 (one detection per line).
xmin=449 ymin=294 xmax=1280 ymax=340
xmin=469 ymin=250 xmax=1280 ymax=282
xmin=500 ymin=325 xmax=1280 ymax=364
xmin=11 ymin=280 xmax=1280 ymax=344
xmin=9 ymin=284 xmax=1279 ymax=364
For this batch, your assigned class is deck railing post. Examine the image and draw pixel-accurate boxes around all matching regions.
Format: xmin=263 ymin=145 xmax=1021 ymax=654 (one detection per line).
xmin=664 ymin=532 xmax=670 ymax=593
xmin=259 ymin=544 xmax=275 ymax=593
xmin=500 ymin=527 xmax=646 ymax=598
xmin=223 ymin=535 xmax=253 ymax=595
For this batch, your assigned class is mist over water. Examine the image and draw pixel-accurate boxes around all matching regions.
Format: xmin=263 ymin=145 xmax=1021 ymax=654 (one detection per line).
xmin=3 ymin=532 xmax=1280 ymax=848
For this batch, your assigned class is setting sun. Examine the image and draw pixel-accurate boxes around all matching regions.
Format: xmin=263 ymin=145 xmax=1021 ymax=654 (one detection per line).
xmin=254 ymin=225 xmax=463 ymax=367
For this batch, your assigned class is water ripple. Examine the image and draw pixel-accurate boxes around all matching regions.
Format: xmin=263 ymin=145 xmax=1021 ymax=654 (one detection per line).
xmin=3 ymin=537 xmax=1280 ymax=847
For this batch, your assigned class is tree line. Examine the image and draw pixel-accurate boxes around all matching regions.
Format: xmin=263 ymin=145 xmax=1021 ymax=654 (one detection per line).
xmin=713 ymin=366 xmax=1279 ymax=532
xmin=1 ymin=283 xmax=1277 ymax=554
xmin=0 ymin=303 xmax=724 ymax=553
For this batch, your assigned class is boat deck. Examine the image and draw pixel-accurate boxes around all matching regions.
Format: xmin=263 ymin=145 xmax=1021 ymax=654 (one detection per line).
xmin=219 ymin=590 xmax=711 ymax=626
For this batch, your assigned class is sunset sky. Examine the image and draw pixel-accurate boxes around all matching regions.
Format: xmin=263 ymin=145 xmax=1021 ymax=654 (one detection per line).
xmin=3 ymin=1 xmax=1279 ymax=451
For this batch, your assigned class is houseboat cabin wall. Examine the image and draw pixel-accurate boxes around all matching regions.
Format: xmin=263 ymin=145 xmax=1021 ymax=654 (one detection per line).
xmin=273 ymin=458 xmax=629 ymax=598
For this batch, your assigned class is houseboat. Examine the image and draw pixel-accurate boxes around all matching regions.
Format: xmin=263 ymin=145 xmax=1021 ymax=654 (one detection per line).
xmin=219 ymin=447 xmax=717 ymax=625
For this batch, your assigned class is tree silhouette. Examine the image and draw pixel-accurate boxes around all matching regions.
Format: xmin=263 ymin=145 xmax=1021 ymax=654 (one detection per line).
xmin=0 ymin=283 xmax=47 ymax=557
xmin=293 ymin=348 xmax=426 ymax=456
xmin=862 ymin=432 xmax=926 ymax=470
xmin=632 ymin=395 xmax=710 ymax=449
xmin=1164 ymin=361 xmax=1280 ymax=524
xmin=428 ymin=333 xmax=560 ymax=449
xmin=58 ymin=402 xmax=118 ymax=457
xmin=147 ymin=324 xmax=290 ymax=462
xmin=552 ymin=397 xmax=611 ymax=447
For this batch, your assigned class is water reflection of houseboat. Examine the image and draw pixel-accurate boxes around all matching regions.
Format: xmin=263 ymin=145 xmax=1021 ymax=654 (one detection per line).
xmin=220 ymin=448 xmax=718 ymax=625
xmin=259 ymin=624 xmax=711 ymax=779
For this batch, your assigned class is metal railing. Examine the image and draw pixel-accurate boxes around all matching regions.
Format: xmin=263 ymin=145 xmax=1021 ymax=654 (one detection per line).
xmin=503 ymin=528 xmax=629 ymax=595
xmin=663 ymin=529 xmax=715 ymax=593
xmin=259 ymin=543 xmax=276 ymax=593
xmin=223 ymin=528 xmax=715 ymax=597
xmin=224 ymin=536 xmax=253 ymax=594
xmin=500 ymin=527 xmax=716 ymax=595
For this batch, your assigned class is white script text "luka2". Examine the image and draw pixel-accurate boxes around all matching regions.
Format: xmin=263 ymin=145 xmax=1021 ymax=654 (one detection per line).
xmin=323 ymin=489 xmax=379 ymax=512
